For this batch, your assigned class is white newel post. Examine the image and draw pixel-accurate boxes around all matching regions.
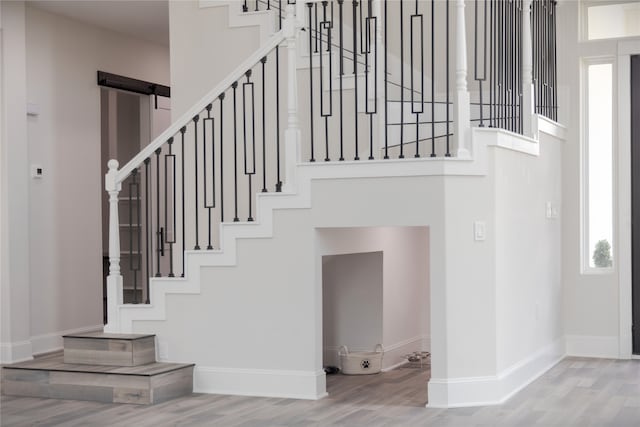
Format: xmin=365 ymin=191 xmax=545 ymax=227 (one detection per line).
xmin=283 ymin=2 xmax=301 ymax=193
xmin=454 ymin=0 xmax=471 ymax=159
xmin=104 ymin=159 xmax=123 ymax=333
xmin=522 ymin=0 xmax=535 ymax=137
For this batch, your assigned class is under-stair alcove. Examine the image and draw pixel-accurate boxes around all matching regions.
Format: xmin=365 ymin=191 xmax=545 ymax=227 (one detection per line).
xmin=317 ymin=226 xmax=431 ymax=405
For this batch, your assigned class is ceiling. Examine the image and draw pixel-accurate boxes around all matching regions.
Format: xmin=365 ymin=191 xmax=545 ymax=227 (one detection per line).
xmin=29 ymin=0 xmax=169 ymax=46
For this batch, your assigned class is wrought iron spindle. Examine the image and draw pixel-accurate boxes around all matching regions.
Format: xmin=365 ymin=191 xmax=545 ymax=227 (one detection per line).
xmin=233 ymin=82 xmax=240 ymax=222
xmin=445 ymin=0 xmax=451 ymax=157
xmin=353 ymin=0 xmax=360 ymax=160
xmin=365 ymin=0 xmax=377 ymax=160
xmin=410 ymin=0 xmax=424 ymax=157
xmin=143 ymin=157 xmax=151 ymax=303
xmin=203 ymin=105 xmax=215 ymax=250
xmin=261 ymin=56 xmax=268 ymax=192
xmin=193 ymin=115 xmax=200 ymax=250
xmin=399 ymin=0 xmax=405 ymax=159
xmin=320 ymin=0 xmax=333 ymax=162
xmin=129 ymin=168 xmax=140 ymax=304
xmin=308 ymin=3 xmax=316 ymax=162
xmin=243 ymin=70 xmax=256 ymax=222
xmin=430 ymin=0 xmax=435 ymax=157
xmin=338 ymin=0 xmax=345 ymax=161
xmin=180 ymin=126 xmax=186 ymax=277
xmin=219 ymin=93 xmax=225 ymax=223
xmin=165 ymin=138 xmax=176 ymax=276
xmin=154 ymin=147 xmax=162 ymax=277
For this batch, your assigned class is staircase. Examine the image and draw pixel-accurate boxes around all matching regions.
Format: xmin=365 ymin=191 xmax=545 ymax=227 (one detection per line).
xmin=1 ymin=333 xmax=194 ymax=405
xmin=96 ymin=0 xmax=562 ymax=408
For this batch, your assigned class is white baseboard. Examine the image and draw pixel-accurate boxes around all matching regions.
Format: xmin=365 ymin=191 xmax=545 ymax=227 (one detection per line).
xmin=565 ymin=335 xmax=619 ymax=359
xmin=194 ymin=366 xmax=327 ymax=400
xmin=30 ymin=324 xmax=104 ymax=356
xmin=427 ymin=338 xmax=565 ymax=408
xmin=0 ymin=340 xmax=34 ymax=364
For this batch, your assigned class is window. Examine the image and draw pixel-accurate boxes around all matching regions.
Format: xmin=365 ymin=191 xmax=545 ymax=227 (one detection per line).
xmin=583 ymin=61 xmax=614 ymax=270
xmin=586 ymin=1 xmax=640 ymax=40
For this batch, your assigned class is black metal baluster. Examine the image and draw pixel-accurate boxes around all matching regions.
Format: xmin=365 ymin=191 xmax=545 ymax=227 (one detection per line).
xmin=275 ymin=44 xmax=282 ymax=191
xmin=154 ymin=147 xmax=162 ymax=277
xmin=255 ymin=0 xmax=259 ymax=12
xmin=552 ymin=0 xmax=557 ymax=121
xmin=339 ymin=0 xmax=345 ymax=161
xmin=445 ymin=0 xmax=451 ymax=156
xmin=165 ymin=138 xmax=176 ymax=277
xmin=365 ymin=0 xmax=377 ymax=160
xmin=243 ymin=70 xmax=256 ymax=222
xmin=384 ymin=0 xmax=389 ymax=159
xmin=129 ymin=168 xmax=140 ymax=303
xmin=353 ymin=0 xmax=360 ymax=160
xmin=320 ymin=1 xmax=333 ymax=162
xmin=243 ymin=0 xmax=248 ymax=12
xmin=315 ymin=2 xmax=319 ymax=53
xmin=144 ymin=157 xmax=151 ymax=303
xmin=261 ymin=56 xmax=268 ymax=192
xmin=193 ymin=115 xmax=200 ymax=250
xmin=203 ymin=105 xmax=215 ymax=250
xmin=430 ymin=0 xmax=435 ymax=157
xmin=180 ymin=126 xmax=186 ymax=277
xmin=219 ymin=93 xmax=225 ymax=224
xmin=475 ymin=0 xmax=487 ymax=127
xmin=399 ymin=0 xmax=405 ymax=159
xmin=308 ymin=3 xmax=316 ymax=162
xmin=411 ymin=0 xmax=424 ymax=157
xmin=233 ymin=82 xmax=240 ymax=222
xmin=489 ymin=0 xmax=495 ymax=127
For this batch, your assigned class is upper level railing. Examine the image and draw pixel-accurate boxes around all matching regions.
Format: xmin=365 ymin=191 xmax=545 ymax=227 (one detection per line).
xmin=105 ymin=0 xmax=558 ymax=327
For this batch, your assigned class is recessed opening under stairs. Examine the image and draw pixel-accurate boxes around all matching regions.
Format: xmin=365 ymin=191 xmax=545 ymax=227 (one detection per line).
xmin=319 ymin=226 xmax=431 ymax=405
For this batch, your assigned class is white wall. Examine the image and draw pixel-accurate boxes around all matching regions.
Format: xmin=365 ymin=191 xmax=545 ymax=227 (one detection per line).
xmin=318 ymin=227 xmax=430 ymax=370
xmin=557 ymin=1 xmax=627 ymax=358
xmin=0 ymin=1 xmax=32 ymax=363
xmin=493 ymin=135 xmax=563 ymax=373
xmin=322 ymin=251 xmax=384 ymax=367
xmin=0 ymin=3 xmax=171 ymax=362
xmin=169 ymin=1 xmax=260 ymax=118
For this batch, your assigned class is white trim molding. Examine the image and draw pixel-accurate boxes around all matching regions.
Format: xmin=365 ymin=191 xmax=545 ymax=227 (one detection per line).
xmin=194 ymin=366 xmax=327 ymax=400
xmin=427 ymin=339 xmax=565 ymax=408
xmin=565 ymin=334 xmax=620 ymax=359
xmin=30 ymin=324 xmax=104 ymax=356
xmin=0 ymin=340 xmax=33 ymax=364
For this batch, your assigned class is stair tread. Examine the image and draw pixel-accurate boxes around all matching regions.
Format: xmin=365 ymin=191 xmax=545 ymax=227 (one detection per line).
xmin=3 ymin=354 xmax=193 ymax=376
xmin=63 ymin=332 xmax=154 ymax=341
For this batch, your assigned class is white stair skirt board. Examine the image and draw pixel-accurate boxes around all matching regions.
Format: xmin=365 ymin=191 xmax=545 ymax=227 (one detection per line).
xmin=194 ymin=367 xmax=327 ymax=400
xmin=565 ymin=335 xmax=620 ymax=359
xmin=427 ymin=338 xmax=565 ymax=408
xmin=0 ymin=340 xmax=34 ymax=364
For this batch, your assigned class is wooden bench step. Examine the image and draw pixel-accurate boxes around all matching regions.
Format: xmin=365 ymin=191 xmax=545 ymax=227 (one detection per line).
xmin=63 ymin=332 xmax=155 ymax=366
xmin=1 ymin=354 xmax=194 ymax=405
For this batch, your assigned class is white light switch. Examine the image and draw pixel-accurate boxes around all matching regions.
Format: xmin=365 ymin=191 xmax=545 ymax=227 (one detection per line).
xmin=474 ymin=221 xmax=486 ymax=241
xmin=546 ymin=202 xmax=552 ymax=218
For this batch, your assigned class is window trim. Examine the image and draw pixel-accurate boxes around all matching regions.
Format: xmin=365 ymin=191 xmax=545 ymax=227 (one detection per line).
xmin=580 ymin=0 xmax=640 ymax=42
xmin=580 ymin=56 xmax=617 ymax=274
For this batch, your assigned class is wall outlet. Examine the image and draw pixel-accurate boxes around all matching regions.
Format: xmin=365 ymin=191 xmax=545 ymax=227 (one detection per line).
xmin=31 ymin=165 xmax=43 ymax=179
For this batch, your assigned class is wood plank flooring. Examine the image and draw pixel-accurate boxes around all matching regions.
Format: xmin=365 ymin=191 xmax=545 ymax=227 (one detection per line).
xmin=1 ymin=357 xmax=639 ymax=426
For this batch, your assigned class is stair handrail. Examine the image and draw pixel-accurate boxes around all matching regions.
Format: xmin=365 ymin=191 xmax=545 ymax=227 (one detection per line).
xmin=114 ymin=31 xmax=286 ymax=184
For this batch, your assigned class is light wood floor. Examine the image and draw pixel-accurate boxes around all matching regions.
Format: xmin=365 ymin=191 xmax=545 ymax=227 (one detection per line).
xmin=1 ymin=357 xmax=639 ymax=426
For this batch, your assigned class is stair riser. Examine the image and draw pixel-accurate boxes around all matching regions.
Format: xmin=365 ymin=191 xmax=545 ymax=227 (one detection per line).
xmin=1 ymin=366 xmax=193 ymax=405
xmin=63 ymin=336 xmax=155 ymax=366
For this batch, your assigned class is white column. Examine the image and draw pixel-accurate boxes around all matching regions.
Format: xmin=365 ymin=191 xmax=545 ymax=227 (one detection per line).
xmin=522 ymin=0 xmax=535 ymax=137
xmin=283 ymin=3 xmax=301 ymax=193
xmin=454 ymin=0 xmax=471 ymax=158
xmin=104 ymin=159 xmax=123 ymax=333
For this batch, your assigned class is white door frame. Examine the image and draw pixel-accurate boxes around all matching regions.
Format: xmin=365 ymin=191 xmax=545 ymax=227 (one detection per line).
xmin=617 ymin=39 xmax=640 ymax=358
